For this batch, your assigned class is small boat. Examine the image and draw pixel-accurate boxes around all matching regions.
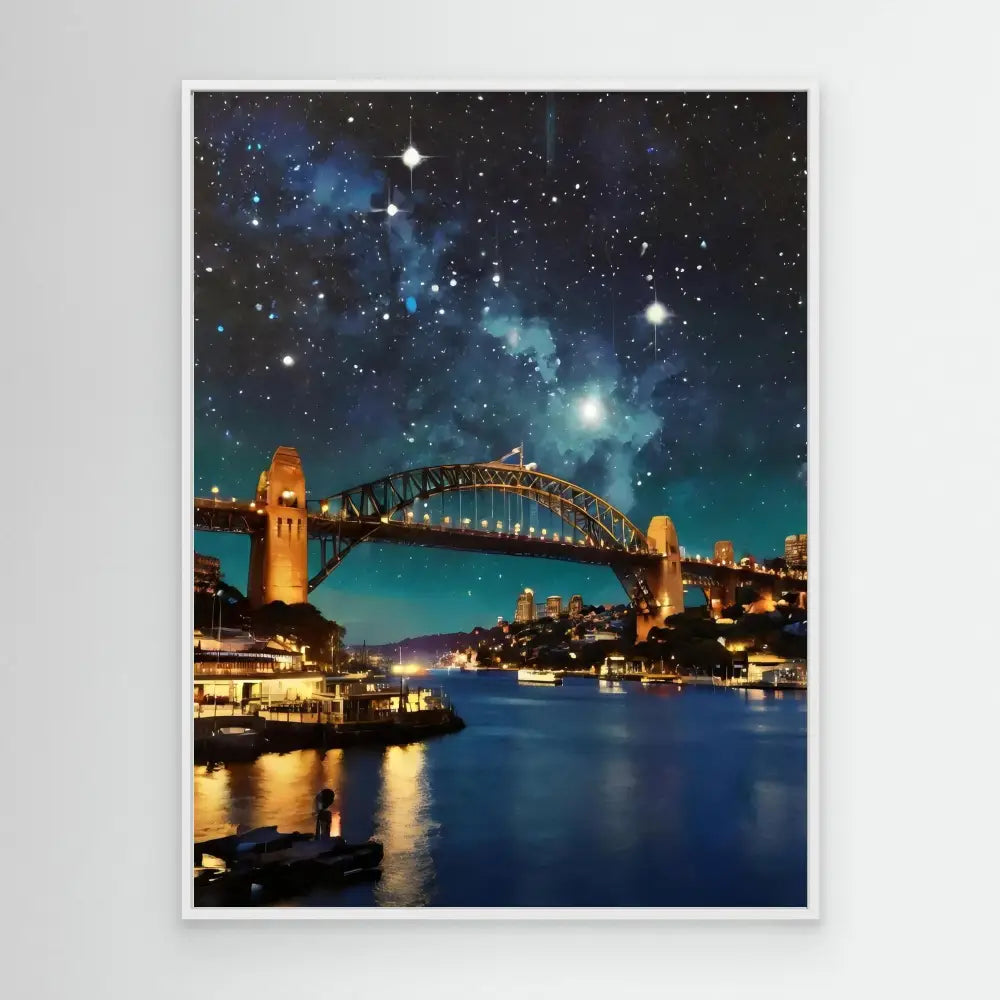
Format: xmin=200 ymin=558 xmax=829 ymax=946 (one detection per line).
xmin=517 ymin=668 xmax=562 ymax=686
xmin=194 ymin=826 xmax=384 ymax=906
xmin=206 ymin=726 xmax=263 ymax=760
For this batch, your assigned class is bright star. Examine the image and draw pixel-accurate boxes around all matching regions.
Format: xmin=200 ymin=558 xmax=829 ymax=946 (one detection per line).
xmin=580 ymin=397 xmax=603 ymax=425
xmin=402 ymin=146 xmax=422 ymax=169
xmin=386 ymin=203 xmax=399 ymax=217
xmin=282 ymin=355 xmax=294 ymax=367
xmin=645 ymin=301 xmax=670 ymax=325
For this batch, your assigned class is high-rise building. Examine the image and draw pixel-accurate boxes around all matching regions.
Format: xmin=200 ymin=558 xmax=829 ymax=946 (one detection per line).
xmin=714 ymin=540 xmax=734 ymax=564
xmin=784 ymin=534 xmax=808 ymax=568
xmin=546 ymin=595 xmax=563 ymax=617
xmin=194 ymin=552 xmax=221 ymax=595
xmin=514 ymin=587 xmax=535 ymax=623
xmin=568 ymin=594 xmax=583 ymax=616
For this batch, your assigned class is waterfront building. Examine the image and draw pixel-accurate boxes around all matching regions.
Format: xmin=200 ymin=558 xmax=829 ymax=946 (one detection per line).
xmin=193 ymin=627 xmax=321 ymax=709
xmin=568 ymin=594 xmax=583 ymax=616
xmin=194 ymin=552 xmax=221 ymax=594
xmin=194 ymin=628 xmax=307 ymax=673
xmin=746 ymin=653 xmax=807 ymax=687
xmin=713 ymin=540 xmax=734 ymax=564
xmin=785 ymin=533 xmax=808 ymax=568
xmin=514 ymin=587 xmax=535 ymax=623
xmin=546 ymin=595 xmax=563 ymax=617
xmin=600 ymin=653 xmax=650 ymax=677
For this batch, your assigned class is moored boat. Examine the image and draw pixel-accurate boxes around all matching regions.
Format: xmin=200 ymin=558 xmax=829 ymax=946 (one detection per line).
xmin=206 ymin=725 xmax=264 ymax=760
xmin=517 ymin=668 xmax=562 ymax=685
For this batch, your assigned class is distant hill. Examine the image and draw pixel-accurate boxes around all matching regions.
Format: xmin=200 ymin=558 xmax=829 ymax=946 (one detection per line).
xmin=355 ymin=628 xmax=494 ymax=659
xmin=352 ymin=604 xmax=625 ymax=661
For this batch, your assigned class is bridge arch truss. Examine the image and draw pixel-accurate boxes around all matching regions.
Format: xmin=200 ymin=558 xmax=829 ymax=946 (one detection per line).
xmin=310 ymin=462 xmax=650 ymax=589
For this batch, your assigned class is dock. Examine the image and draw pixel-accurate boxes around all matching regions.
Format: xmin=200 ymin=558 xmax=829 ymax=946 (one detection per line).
xmin=194 ymin=706 xmax=465 ymax=763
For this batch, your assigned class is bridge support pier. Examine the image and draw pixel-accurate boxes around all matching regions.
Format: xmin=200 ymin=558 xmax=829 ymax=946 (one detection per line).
xmin=248 ymin=447 xmax=309 ymax=607
xmin=745 ymin=581 xmax=777 ymax=614
xmin=709 ymin=580 xmax=737 ymax=618
xmin=635 ymin=515 xmax=684 ymax=642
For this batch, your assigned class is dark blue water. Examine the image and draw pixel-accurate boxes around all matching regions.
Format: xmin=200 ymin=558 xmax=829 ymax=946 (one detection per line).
xmin=193 ymin=673 xmax=807 ymax=907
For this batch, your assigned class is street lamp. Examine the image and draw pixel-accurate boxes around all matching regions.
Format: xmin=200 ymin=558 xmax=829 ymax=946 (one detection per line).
xmin=211 ymin=587 xmax=225 ymax=649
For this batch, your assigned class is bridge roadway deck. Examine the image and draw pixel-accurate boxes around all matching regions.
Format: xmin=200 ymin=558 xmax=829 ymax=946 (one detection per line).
xmin=194 ymin=498 xmax=806 ymax=592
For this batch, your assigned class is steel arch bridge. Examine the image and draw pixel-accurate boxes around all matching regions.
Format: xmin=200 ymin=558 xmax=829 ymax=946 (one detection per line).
xmin=193 ymin=446 xmax=805 ymax=631
xmin=309 ymin=461 xmax=656 ymax=600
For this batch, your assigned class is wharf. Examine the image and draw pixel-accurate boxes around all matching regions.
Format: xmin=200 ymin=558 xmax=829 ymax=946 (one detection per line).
xmin=194 ymin=707 xmax=464 ymax=763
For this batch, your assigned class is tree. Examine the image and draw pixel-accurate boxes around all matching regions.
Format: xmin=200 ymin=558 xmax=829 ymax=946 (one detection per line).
xmin=193 ymin=580 xmax=250 ymax=631
xmin=250 ymin=601 xmax=346 ymax=666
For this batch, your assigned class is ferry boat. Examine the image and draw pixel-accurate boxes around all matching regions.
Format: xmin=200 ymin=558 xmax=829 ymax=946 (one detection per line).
xmin=517 ymin=668 xmax=562 ymax=686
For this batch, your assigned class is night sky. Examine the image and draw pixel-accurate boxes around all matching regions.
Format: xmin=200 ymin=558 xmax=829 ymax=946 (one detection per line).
xmin=193 ymin=90 xmax=807 ymax=645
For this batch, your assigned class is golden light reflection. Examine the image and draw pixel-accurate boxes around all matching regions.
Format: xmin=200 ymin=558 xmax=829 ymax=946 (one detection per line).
xmin=193 ymin=764 xmax=232 ymax=841
xmin=193 ymin=749 xmax=345 ymax=842
xmin=373 ymin=744 xmax=437 ymax=907
xmin=391 ymin=663 xmax=425 ymax=676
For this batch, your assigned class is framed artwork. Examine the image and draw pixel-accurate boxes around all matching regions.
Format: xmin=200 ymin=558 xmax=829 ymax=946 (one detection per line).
xmin=182 ymin=81 xmax=817 ymax=918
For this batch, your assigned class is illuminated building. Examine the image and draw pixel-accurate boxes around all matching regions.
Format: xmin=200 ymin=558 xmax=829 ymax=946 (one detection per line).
xmin=194 ymin=552 xmax=221 ymax=594
xmin=546 ymin=595 xmax=563 ymax=617
xmin=514 ymin=587 xmax=535 ymax=623
xmin=713 ymin=540 xmax=734 ymax=564
xmin=784 ymin=533 xmax=808 ymax=568
xmin=193 ymin=628 xmax=314 ymax=707
xmin=568 ymin=594 xmax=583 ymax=616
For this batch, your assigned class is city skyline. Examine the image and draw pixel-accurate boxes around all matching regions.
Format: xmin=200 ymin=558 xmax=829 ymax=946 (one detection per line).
xmin=193 ymin=91 xmax=807 ymax=643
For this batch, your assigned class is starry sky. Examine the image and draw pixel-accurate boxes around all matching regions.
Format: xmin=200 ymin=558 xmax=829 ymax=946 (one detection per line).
xmin=193 ymin=90 xmax=807 ymax=645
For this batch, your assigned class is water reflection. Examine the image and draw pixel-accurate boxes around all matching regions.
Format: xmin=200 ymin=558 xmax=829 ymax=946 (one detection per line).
xmin=193 ymin=749 xmax=345 ymax=841
xmin=192 ymin=675 xmax=807 ymax=907
xmin=597 ymin=679 xmax=625 ymax=695
xmin=372 ymin=744 xmax=438 ymax=907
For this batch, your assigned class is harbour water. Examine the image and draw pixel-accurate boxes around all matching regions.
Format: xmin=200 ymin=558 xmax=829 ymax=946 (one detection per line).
xmin=193 ymin=672 xmax=807 ymax=907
